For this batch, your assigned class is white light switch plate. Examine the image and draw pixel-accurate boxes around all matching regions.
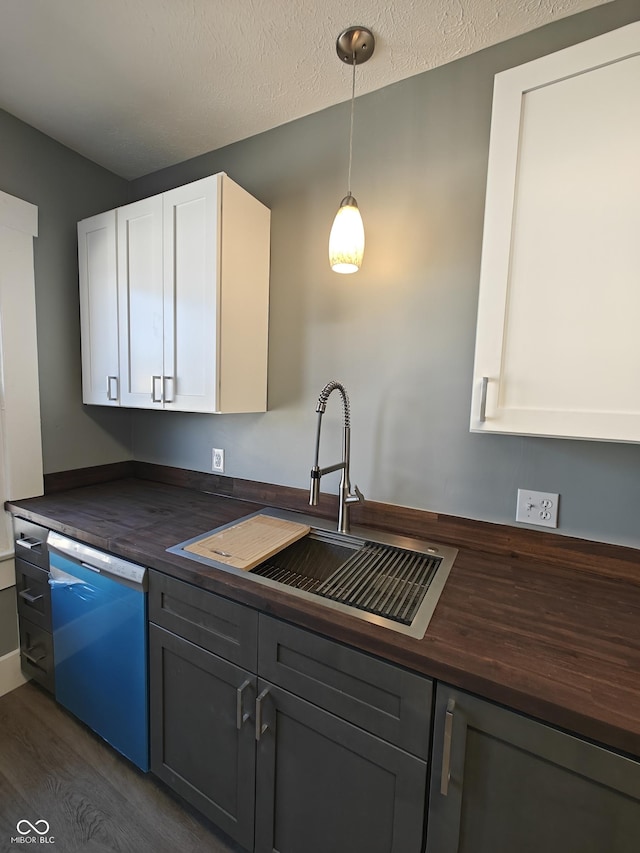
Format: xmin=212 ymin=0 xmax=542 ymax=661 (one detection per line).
xmin=516 ymin=489 xmax=559 ymax=528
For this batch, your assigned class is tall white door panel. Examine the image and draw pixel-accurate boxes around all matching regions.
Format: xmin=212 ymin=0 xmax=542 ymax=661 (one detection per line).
xmin=471 ymin=22 xmax=640 ymax=443
xmin=78 ymin=211 xmax=119 ymax=405
xmin=117 ymin=196 xmax=164 ymax=409
xmin=163 ymin=176 xmax=220 ymax=413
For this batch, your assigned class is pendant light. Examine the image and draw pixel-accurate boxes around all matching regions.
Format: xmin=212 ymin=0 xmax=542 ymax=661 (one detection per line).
xmin=329 ymin=26 xmax=375 ymax=275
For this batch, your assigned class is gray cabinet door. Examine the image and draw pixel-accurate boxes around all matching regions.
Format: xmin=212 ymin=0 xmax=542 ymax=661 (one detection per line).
xmin=254 ymin=679 xmax=427 ymax=853
xmin=149 ymin=624 xmax=257 ymax=850
xmin=427 ymin=684 xmax=640 ymax=853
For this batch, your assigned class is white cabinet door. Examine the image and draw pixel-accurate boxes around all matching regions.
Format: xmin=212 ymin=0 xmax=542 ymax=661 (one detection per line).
xmin=78 ymin=211 xmax=119 ymax=405
xmin=163 ymin=176 xmax=220 ymax=413
xmin=117 ymin=195 xmax=164 ymax=409
xmin=471 ymin=22 xmax=640 ymax=443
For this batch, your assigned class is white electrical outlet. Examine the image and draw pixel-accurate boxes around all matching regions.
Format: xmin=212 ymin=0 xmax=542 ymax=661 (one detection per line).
xmin=516 ymin=489 xmax=559 ymax=528
xmin=212 ymin=448 xmax=225 ymax=473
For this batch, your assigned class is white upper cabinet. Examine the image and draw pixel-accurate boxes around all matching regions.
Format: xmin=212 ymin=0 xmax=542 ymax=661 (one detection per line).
xmin=79 ymin=173 xmax=270 ymax=414
xmin=117 ymin=194 xmax=164 ymax=409
xmin=78 ymin=210 xmax=120 ymax=405
xmin=470 ymin=22 xmax=640 ymax=443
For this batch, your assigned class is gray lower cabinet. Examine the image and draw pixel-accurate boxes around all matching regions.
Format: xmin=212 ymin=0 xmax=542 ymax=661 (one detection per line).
xmin=149 ymin=571 xmax=432 ymax=853
xmin=13 ymin=517 xmax=54 ymax=693
xmin=149 ymin=623 xmax=257 ymax=850
xmin=427 ymin=684 xmax=640 ymax=853
xmin=149 ymin=571 xmax=260 ymax=849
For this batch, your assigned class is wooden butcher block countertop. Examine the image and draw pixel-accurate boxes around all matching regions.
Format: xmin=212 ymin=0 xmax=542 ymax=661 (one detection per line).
xmin=7 ymin=470 xmax=640 ymax=760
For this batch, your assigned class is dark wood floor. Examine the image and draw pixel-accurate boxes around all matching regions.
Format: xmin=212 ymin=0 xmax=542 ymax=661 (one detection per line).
xmin=0 ymin=681 xmax=245 ymax=853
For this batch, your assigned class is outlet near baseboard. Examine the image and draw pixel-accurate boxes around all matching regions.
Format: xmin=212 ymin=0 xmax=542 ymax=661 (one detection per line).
xmin=212 ymin=448 xmax=225 ymax=473
xmin=516 ymin=489 xmax=559 ymax=528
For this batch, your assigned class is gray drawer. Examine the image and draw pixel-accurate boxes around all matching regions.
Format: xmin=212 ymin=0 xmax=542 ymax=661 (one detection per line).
xmin=149 ymin=570 xmax=258 ymax=672
xmin=20 ymin=617 xmax=54 ymax=694
xmin=13 ymin=517 xmax=49 ymax=570
xmin=15 ymin=558 xmax=52 ymax=631
xmin=258 ymin=614 xmax=432 ymax=759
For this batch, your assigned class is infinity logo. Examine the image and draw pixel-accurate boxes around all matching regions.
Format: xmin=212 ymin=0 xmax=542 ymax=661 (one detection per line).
xmin=16 ymin=820 xmax=50 ymax=836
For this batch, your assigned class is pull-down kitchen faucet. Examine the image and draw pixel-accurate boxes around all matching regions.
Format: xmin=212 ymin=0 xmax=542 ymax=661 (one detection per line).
xmin=309 ymin=380 xmax=364 ymax=534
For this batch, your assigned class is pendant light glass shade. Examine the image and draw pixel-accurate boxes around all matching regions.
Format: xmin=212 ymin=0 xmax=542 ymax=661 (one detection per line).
xmin=329 ymin=27 xmax=374 ymax=276
xmin=329 ymin=195 xmax=365 ymax=274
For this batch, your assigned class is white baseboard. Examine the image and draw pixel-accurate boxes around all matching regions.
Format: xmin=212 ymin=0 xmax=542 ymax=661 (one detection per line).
xmin=0 ymin=649 xmax=27 ymax=697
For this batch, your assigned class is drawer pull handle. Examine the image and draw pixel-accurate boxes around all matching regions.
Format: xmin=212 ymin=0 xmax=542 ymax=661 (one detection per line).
xmin=19 ymin=588 xmax=43 ymax=605
xmin=19 ymin=537 xmax=42 ymax=551
xmin=236 ymin=680 xmax=252 ymax=730
xmin=23 ymin=647 xmax=46 ymax=666
xmin=440 ymin=698 xmax=455 ymax=796
xmin=255 ymin=688 xmax=270 ymax=741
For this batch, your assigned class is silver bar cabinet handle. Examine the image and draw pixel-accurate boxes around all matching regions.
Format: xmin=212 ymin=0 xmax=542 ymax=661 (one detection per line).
xmin=19 ymin=588 xmax=43 ymax=604
xmin=255 ymin=688 xmax=270 ymax=741
xmin=18 ymin=537 xmax=42 ymax=550
xmin=236 ymin=680 xmax=252 ymax=730
xmin=23 ymin=646 xmax=45 ymax=665
xmin=151 ymin=375 xmax=163 ymax=403
xmin=107 ymin=375 xmax=119 ymax=401
xmin=163 ymin=375 xmax=175 ymax=403
xmin=440 ymin=698 xmax=456 ymax=796
xmin=479 ymin=376 xmax=488 ymax=423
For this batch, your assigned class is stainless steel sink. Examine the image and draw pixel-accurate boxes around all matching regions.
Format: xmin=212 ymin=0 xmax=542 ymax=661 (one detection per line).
xmin=251 ymin=531 xmax=362 ymax=589
xmin=168 ymin=508 xmax=457 ymax=639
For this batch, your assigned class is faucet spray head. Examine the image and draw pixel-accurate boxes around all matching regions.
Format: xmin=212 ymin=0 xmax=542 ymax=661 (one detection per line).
xmin=309 ymin=467 xmax=321 ymax=505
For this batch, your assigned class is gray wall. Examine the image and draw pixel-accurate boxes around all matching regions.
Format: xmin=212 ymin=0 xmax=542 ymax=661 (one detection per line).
xmin=129 ymin=0 xmax=640 ymax=549
xmin=3 ymin=3 xmax=639 ymax=549
xmin=0 ymin=109 xmax=132 ymax=475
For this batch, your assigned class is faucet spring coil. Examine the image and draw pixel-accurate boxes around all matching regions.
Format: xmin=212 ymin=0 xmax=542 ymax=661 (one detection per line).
xmin=316 ymin=380 xmax=351 ymax=428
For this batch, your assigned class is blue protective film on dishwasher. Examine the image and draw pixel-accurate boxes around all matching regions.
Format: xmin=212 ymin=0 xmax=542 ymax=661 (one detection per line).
xmin=49 ymin=551 xmax=149 ymax=771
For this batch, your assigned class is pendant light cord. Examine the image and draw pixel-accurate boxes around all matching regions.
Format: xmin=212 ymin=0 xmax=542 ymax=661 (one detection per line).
xmin=347 ymin=55 xmax=356 ymax=196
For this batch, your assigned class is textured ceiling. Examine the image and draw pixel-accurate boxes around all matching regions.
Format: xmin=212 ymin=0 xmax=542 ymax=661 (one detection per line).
xmin=0 ymin=0 xmax=612 ymax=179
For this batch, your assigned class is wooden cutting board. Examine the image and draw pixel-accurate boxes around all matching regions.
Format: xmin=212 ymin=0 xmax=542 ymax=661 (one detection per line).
xmin=184 ymin=514 xmax=310 ymax=571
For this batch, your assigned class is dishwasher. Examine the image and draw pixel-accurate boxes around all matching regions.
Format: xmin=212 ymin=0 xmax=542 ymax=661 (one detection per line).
xmin=47 ymin=531 xmax=149 ymax=771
